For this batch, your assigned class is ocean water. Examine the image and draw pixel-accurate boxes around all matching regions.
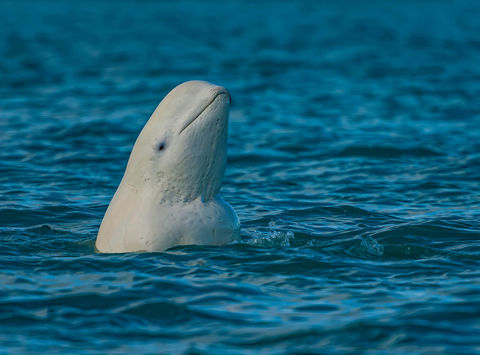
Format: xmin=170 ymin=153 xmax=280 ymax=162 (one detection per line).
xmin=1 ymin=0 xmax=480 ymax=353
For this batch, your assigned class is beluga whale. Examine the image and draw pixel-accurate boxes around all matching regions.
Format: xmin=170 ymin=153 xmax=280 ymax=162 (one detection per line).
xmin=96 ymin=80 xmax=240 ymax=253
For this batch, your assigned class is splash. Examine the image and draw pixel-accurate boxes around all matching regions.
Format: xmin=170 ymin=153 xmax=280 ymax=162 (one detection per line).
xmin=361 ymin=236 xmax=384 ymax=256
xmin=244 ymin=221 xmax=295 ymax=248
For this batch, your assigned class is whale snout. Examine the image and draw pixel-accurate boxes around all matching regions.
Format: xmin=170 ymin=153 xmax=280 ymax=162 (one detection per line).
xmin=179 ymin=84 xmax=231 ymax=135
xmin=211 ymin=86 xmax=231 ymax=104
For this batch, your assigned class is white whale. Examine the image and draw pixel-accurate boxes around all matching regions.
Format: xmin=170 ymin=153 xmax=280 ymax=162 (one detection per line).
xmin=96 ymin=80 xmax=240 ymax=253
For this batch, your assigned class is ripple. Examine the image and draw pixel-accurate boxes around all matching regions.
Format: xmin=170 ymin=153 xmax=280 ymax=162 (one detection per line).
xmin=1 ymin=0 xmax=480 ymax=353
xmin=336 ymin=145 xmax=443 ymax=158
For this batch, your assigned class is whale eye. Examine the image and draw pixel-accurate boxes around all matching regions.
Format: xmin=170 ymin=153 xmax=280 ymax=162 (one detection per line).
xmin=157 ymin=142 xmax=166 ymax=151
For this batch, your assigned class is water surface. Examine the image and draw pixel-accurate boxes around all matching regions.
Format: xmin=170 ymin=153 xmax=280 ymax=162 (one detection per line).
xmin=1 ymin=0 xmax=480 ymax=353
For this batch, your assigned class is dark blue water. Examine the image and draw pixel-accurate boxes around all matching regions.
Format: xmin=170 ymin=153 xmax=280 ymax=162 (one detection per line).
xmin=1 ymin=0 xmax=480 ymax=353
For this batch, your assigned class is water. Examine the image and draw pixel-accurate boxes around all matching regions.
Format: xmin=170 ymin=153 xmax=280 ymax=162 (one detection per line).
xmin=1 ymin=0 xmax=480 ymax=353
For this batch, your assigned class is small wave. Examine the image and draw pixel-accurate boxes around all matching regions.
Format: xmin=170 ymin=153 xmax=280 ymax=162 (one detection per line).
xmin=0 ymin=206 xmax=97 ymax=228
xmin=118 ymin=300 xmax=193 ymax=322
xmin=49 ymin=119 xmax=136 ymax=142
xmin=335 ymin=145 xmax=442 ymax=158
xmin=286 ymin=205 xmax=393 ymax=219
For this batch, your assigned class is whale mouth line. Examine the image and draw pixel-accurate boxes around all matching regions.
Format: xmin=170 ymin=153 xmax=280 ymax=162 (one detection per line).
xmin=179 ymin=90 xmax=230 ymax=135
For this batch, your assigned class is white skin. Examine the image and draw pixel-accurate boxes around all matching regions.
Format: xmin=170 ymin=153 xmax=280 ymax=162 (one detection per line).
xmin=96 ymin=80 xmax=240 ymax=253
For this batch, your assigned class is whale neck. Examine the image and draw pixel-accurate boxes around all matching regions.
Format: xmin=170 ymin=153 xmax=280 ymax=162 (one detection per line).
xmin=121 ymin=125 xmax=227 ymax=204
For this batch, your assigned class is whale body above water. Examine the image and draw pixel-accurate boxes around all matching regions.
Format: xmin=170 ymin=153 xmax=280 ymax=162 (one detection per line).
xmin=96 ymin=80 xmax=240 ymax=253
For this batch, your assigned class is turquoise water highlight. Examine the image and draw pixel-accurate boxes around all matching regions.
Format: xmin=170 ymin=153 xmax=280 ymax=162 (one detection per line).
xmin=1 ymin=0 xmax=480 ymax=353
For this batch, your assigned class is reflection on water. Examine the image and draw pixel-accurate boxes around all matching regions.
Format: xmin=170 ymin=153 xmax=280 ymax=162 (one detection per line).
xmin=1 ymin=0 xmax=479 ymax=353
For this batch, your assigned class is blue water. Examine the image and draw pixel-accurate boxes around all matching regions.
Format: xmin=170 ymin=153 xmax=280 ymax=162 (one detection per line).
xmin=1 ymin=0 xmax=480 ymax=353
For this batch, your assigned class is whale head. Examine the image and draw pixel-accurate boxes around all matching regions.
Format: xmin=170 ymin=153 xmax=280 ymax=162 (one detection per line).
xmin=123 ymin=80 xmax=231 ymax=202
